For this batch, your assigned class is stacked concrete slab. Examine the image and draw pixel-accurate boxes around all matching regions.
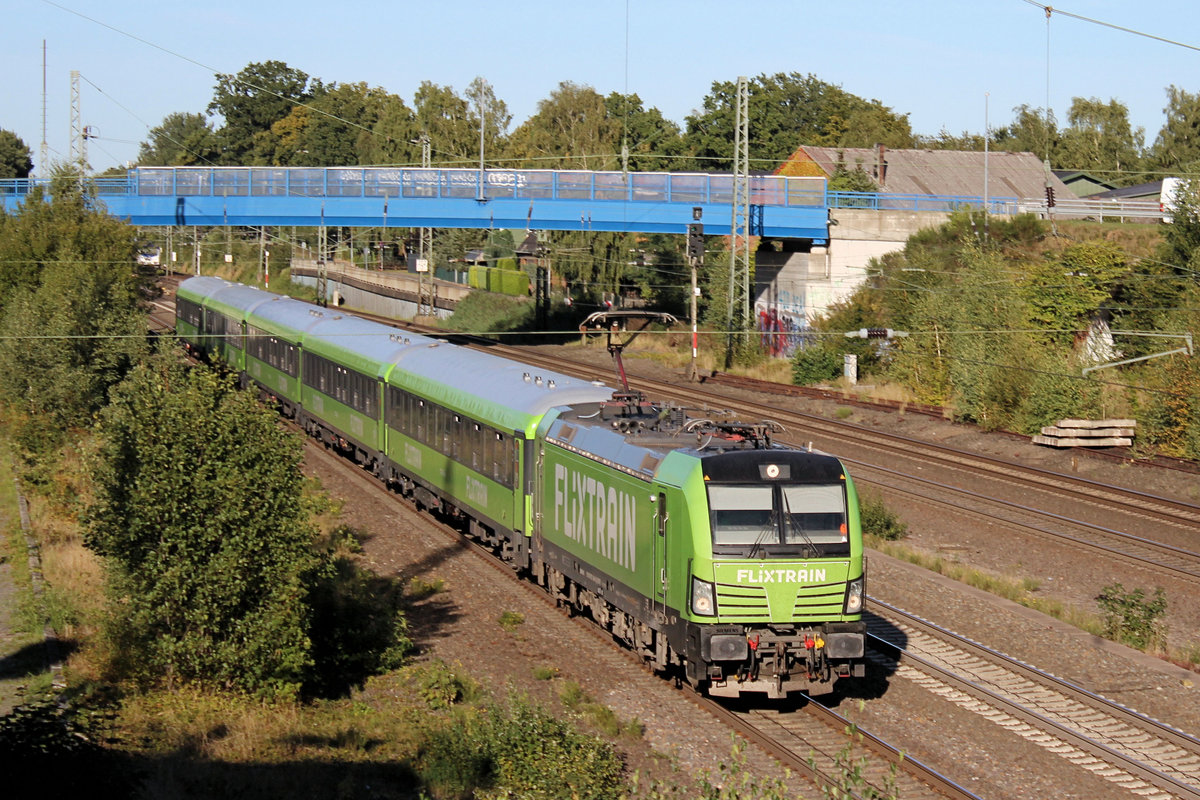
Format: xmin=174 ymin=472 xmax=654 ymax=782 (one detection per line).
xmin=1032 ymin=419 xmax=1136 ymax=448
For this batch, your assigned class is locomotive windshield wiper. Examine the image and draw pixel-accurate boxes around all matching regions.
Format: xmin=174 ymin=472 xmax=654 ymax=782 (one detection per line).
xmin=748 ymin=513 xmax=777 ymax=559
xmin=781 ymin=487 xmax=819 ymax=559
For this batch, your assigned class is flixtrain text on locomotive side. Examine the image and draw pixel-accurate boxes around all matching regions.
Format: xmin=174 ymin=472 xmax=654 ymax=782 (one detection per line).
xmin=174 ymin=276 xmax=866 ymax=698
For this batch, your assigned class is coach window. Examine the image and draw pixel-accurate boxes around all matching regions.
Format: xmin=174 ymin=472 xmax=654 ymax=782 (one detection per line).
xmin=491 ymin=433 xmax=501 ymax=483
xmin=469 ymin=423 xmax=481 ymax=470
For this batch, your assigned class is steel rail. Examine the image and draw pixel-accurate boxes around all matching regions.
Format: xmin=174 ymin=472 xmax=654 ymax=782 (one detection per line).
xmin=869 ymin=598 xmax=1200 ymax=800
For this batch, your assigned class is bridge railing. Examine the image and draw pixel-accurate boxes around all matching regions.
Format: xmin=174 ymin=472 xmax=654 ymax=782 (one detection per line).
xmin=1 ymin=168 xmax=1166 ymax=221
xmin=828 ymin=190 xmax=1021 ymax=215
xmin=123 ymin=166 xmax=832 ymax=208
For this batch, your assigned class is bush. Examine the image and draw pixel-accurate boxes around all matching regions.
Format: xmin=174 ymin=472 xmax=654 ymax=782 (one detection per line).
xmin=792 ymin=344 xmax=843 ymax=385
xmin=859 ymin=492 xmax=908 ymax=541
xmin=1096 ymin=582 xmax=1168 ymax=651
xmin=418 ymin=695 xmax=623 ymax=800
xmin=415 ymin=660 xmax=479 ymax=710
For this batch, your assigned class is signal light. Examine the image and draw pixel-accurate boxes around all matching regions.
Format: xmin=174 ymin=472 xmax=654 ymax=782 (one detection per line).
xmin=686 ymin=223 xmax=704 ymax=260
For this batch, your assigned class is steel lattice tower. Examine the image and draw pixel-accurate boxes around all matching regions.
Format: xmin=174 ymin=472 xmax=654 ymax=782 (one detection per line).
xmin=725 ymin=76 xmax=751 ymax=365
xmin=69 ymin=70 xmax=85 ymax=168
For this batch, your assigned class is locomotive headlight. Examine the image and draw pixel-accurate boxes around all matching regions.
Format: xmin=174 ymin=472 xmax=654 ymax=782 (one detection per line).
xmin=691 ymin=577 xmax=717 ymax=617
xmin=844 ymin=577 xmax=864 ymax=615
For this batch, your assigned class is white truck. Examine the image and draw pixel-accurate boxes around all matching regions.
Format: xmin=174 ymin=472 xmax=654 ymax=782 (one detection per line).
xmin=1160 ymin=176 xmax=1183 ymax=223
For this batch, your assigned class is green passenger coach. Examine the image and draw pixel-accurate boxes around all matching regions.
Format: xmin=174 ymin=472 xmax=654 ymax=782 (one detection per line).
xmin=175 ymin=277 xmax=866 ymax=699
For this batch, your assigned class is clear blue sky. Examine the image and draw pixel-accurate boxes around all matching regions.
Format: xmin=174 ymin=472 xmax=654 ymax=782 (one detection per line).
xmin=5 ymin=0 xmax=1199 ymax=175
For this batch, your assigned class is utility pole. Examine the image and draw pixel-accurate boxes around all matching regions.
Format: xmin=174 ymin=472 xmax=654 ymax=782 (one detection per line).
xmin=726 ymin=76 xmax=750 ymax=368
xmin=40 ymin=41 xmax=48 ymax=175
xmin=415 ymin=133 xmax=432 ymax=315
xmin=475 ymin=81 xmax=488 ymax=202
xmin=258 ymin=226 xmax=266 ymax=285
xmin=687 ymin=211 xmax=703 ymax=382
xmin=317 ymin=208 xmax=328 ymax=306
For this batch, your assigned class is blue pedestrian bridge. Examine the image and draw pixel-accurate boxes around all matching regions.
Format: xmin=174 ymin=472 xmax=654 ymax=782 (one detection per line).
xmin=1 ymin=166 xmax=1014 ymax=243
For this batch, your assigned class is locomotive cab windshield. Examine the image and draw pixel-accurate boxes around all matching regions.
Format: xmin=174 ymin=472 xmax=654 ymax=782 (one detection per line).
xmin=707 ymin=482 xmax=849 ymax=558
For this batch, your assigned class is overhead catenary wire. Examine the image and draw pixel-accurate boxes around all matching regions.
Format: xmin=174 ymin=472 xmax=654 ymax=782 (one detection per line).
xmin=1019 ymin=0 xmax=1200 ymax=54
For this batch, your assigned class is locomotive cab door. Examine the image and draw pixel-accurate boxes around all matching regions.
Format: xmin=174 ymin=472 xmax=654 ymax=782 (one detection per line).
xmin=652 ymin=491 xmax=668 ymax=618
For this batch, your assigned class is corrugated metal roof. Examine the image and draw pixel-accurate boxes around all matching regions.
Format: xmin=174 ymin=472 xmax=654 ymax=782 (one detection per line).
xmin=1089 ymin=180 xmax=1161 ymax=201
xmin=796 ymin=146 xmax=1071 ymax=199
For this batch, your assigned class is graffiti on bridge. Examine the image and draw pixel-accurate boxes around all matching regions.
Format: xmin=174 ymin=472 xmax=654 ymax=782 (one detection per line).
xmin=756 ymin=303 xmax=808 ymax=358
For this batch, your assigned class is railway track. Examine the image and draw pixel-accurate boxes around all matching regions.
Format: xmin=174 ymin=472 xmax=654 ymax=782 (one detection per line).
xmin=868 ymin=597 xmax=1200 ymax=800
xmin=152 ymin=292 xmax=1200 ymax=592
xmin=301 ymin=434 xmax=979 ymax=800
xmin=705 ymin=371 xmax=1200 ymax=478
xmin=852 ymin=457 xmax=1200 ymax=585
xmin=472 ymin=342 xmax=1200 ymax=585
xmin=719 ymin=697 xmax=978 ymax=800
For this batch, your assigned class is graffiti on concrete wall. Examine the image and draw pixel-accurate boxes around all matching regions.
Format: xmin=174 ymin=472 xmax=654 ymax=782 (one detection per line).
xmin=756 ymin=288 xmax=808 ymax=358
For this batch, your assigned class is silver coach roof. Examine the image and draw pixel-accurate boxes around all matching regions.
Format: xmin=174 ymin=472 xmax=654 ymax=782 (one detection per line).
xmin=303 ymin=311 xmax=438 ymax=371
xmin=393 ymin=343 xmax=613 ymax=419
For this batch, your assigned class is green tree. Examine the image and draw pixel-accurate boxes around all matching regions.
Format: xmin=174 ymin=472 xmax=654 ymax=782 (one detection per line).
xmin=683 ymin=72 xmax=913 ymax=171
xmin=413 ymin=81 xmax=476 ymax=164
xmin=412 ymin=79 xmax=509 ymax=167
xmin=1158 ymin=175 xmax=1200 ymax=269
xmin=0 ymin=174 xmax=146 ymax=464
xmin=993 ymin=104 xmax=1058 ymax=161
xmin=505 ymin=81 xmax=619 ymax=169
xmin=1021 ymin=241 xmax=1127 ymax=344
xmin=359 ymin=92 xmax=420 ymax=165
xmin=208 ymin=60 xmax=313 ymax=165
xmin=603 ymin=92 xmax=686 ymax=172
xmin=1056 ymin=97 xmax=1144 ymax=181
xmin=0 ymin=172 xmax=140 ymax=310
xmin=263 ymin=81 xmax=401 ymax=166
xmin=828 ymin=164 xmax=878 ymax=192
xmin=86 ymin=356 xmax=318 ymax=697
xmin=915 ymin=128 xmax=988 ymax=150
xmin=1150 ymin=85 xmax=1200 ymax=171
xmin=466 ymin=76 xmax=511 ymax=165
xmin=137 ymin=112 xmax=218 ymax=166
xmin=0 ymin=128 xmax=34 ymax=178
